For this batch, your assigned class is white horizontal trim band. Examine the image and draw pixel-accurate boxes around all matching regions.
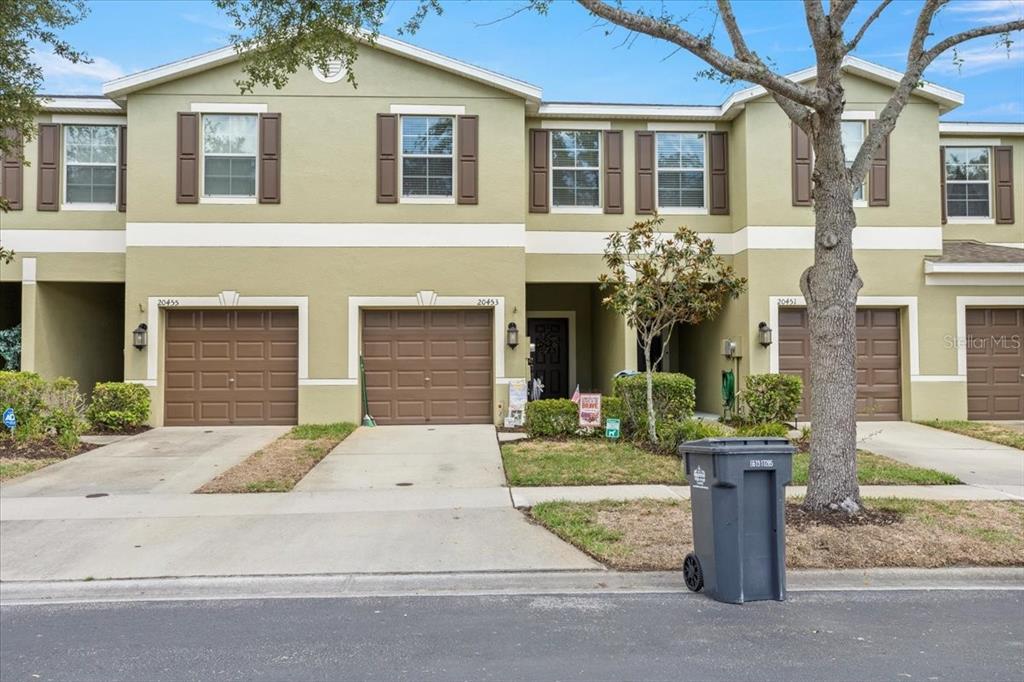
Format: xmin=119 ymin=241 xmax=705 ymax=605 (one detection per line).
xmin=2 ymin=229 xmax=127 ymax=253
xmin=925 ymin=262 xmax=1024 ymax=274
xmin=939 ymin=122 xmax=1024 ymax=135
xmin=540 ymin=120 xmax=611 ymax=130
xmin=126 ymin=223 xmax=526 ymax=247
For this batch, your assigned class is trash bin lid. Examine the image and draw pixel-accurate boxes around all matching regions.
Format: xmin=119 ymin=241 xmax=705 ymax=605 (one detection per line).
xmin=678 ymin=436 xmax=795 ymax=457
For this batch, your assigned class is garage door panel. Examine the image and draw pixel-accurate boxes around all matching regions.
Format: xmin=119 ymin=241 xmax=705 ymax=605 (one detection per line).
xmin=966 ymin=307 xmax=1023 ymax=420
xmin=164 ymin=309 xmax=298 ymax=426
xmin=363 ymin=309 xmax=493 ymax=425
xmin=779 ymin=307 xmax=901 ymax=420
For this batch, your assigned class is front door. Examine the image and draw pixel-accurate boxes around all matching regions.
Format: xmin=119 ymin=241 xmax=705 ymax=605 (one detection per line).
xmin=528 ymin=317 xmax=569 ymax=399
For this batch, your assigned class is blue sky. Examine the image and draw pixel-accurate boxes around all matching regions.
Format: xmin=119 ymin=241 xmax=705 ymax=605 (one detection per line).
xmin=38 ymin=0 xmax=1024 ymax=121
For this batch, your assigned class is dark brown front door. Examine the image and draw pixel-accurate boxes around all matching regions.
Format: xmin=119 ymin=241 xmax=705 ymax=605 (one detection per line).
xmin=528 ymin=317 xmax=569 ymax=399
xmin=779 ymin=307 xmax=902 ymax=420
xmin=362 ymin=309 xmax=493 ymax=425
xmin=966 ymin=307 xmax=1024 ymax=420
xmin=164 ymin=309 xmax=299 ymax=426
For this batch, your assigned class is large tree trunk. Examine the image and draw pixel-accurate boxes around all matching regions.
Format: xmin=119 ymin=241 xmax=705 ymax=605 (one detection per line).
xmin=801 ymin=105 xmax=864 ymax=513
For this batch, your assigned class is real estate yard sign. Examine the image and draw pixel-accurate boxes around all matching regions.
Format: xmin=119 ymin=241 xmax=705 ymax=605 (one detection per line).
xmin=578 ymin=394 xmax=601 ymax=428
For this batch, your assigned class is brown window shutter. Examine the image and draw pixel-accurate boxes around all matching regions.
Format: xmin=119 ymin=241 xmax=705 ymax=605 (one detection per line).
xmin=37 ymin=123 xmax=60 ymax=211
xmin=868 ymin=123 xmax=890 ymax=207
xmin=176 ymin=113 xmax=199 ymax=204
xmin=529 ymin=129 xmax=549 ymax=213
xmin=603 ymin=130 xmax=624 ymax=214
xmin=1 ymin=129 xmax=24 ymax=210
xmin=117 ymin=125 xmax=127 ymax=212
xmin=708 ymin=131 xmax=729 ymax=215
xmin=259 ymin=113 xmax=281 ymax=204
xmin=994 ymin=145 xmax=1014 ymax=224
xmin=376 ymin=113 xmax=398 ymax=204
xmin=791 ymin=122 xmax=813 ymax=207
xmin=939 ymin=147 xmax=947 ymax=225
xmin=457 ymin=115 xmax=478 ymax=205
xmin=635 ymin=130 xmax=655 ymax=214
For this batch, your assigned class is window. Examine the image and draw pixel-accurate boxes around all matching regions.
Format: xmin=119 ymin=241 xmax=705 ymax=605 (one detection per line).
xmin=656 ymin=132 xmax=705 ymax=209
xmin=64 ymin=125 xmax=117 ymax=205
xmin=945 ymin=147 xmax=991 ymax=219
xmin=202 ymin=114 xmax=257 ymax=197
xmin=401 ymin=115 xmax=454 ymax=198
xmin=551 ymin=130 xmax=600 ymax=208
xmin=841 ymin=121 xmax=866 ymax=202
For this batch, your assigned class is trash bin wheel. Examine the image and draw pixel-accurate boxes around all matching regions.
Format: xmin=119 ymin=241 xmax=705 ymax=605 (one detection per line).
xmin=683 ymin=553 xmax=704 ymax=592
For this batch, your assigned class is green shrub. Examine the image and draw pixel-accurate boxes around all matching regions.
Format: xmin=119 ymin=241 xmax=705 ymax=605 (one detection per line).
xmin=733 ymin=421 xmax=791 ymax=438
xmin=525 ymin=399 xmax=579 ymax=438
xmin=740 ymin=374 xmax=803 ymax=424
xmin=0 ymin=371 xmax=48 ymax=440
xmin=87 ymin=382 xmax=151 ymax=431
xmin=44 ymin=377 xmax=87 ymax=451
xmin=654 ymin=418 xmax=729 ymax=453
xmin=601 ymin=396 xmax=624 ymax=426
xmin=613 ymin=372 xmax=696 ymax=434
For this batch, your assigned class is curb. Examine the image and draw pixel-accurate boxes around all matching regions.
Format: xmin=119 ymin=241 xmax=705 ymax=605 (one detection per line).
xmin=3 ymin=567 xmax=1022 ymax=606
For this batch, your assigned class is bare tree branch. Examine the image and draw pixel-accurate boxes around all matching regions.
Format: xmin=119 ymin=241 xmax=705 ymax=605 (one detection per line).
xmin=576 ymin=0 xmax=827 ymax=109
xmin=715 ymin=0 xmax=754 ymax=61
xmin=845 ymin=0 xmax=894 ymax=53
xmin=829 ymin=0 xmax=858 ymax=28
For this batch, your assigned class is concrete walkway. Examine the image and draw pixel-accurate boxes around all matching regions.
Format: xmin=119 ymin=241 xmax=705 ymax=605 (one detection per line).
xmin=0 ymin=427 xmax=288 ymax=498
xmin=857 ymin=421 xmax=1024 ymax=496
xmin=296 ymin=425 xmax=506 ymax=491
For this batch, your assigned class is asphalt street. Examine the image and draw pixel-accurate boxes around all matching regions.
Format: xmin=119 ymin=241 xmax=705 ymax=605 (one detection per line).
xmin=2 ymin=589 xmax=1022 ymax=681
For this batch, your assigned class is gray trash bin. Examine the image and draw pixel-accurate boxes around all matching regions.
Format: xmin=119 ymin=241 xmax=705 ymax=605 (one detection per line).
xmin=679 ymin=437 xmax=795 ymax=604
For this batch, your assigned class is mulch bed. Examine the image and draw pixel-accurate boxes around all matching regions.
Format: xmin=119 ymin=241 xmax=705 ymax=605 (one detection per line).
xmin=0 ymin=437 xmax=98 ymax=460
xmin=786 ymin=503 xmax=901 ymax=529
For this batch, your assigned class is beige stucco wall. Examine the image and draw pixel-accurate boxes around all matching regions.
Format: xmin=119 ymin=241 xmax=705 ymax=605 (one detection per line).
xmin=124 ymin=48 xmax=526 ymax=225
xmin=939 ymin=134 xmax=1023 ymax=245
xmin=1 ymin=252 xmax=125 ymax=283
xmin=124 ymin=245 xmax=527 ymax=425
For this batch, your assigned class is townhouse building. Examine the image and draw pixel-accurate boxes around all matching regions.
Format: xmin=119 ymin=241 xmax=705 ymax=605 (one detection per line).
xmin=1 ymin=37 xmax=1021 ymax=426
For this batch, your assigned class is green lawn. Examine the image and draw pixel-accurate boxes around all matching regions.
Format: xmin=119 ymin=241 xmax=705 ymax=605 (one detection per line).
xmin=0 ymin=458 xmax=62 ymax=482
xmin=917 ymin=420 xmax=1024 ymax=450
xmin=501 ymin=439 xmax=685 ymax=486
xmin=792 ymin=450 xmax=960 ymax=485
xmin=502 ymin=438 xmax=959 ymax=486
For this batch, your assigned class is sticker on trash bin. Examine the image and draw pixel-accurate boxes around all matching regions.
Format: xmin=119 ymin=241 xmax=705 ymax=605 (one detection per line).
xmin=749 ymin=459 xmax=775 ymax=468
xmin=692 ymin=465 xmax=708 ymax=490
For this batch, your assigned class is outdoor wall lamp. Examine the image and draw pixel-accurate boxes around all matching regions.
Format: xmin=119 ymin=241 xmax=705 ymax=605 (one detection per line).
xmin=758 ymin=321 xmax=774 ymax=348
xmin=506 ymin=322 xmax=520 ymax=349
xmin=132 ymin=323 xmax=149 ymax=350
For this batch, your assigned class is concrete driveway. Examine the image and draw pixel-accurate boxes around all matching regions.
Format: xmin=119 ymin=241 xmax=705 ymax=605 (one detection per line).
xmin=857 ymin=421 xmax=1024 ymax=496
xmin=0 ymin=427 xmax=287 ymax=498
xmin=295 ymin=425 xmax=506 ymax=491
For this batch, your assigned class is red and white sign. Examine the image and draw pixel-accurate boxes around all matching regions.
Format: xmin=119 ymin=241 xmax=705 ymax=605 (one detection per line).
xmin=578 ymin=393 xmax=602 ymax=428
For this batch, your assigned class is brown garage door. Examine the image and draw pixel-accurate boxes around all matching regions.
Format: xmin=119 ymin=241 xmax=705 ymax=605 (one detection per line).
xmin=966 ymin=307 xmax=1024 ymax=420
xmin=362 ymin=309 xmax=493 ymax=425
xmin=779 ymin=307 xmax=902 ymax=420
xmin=164 ymin=309 xmax=298 ymax=426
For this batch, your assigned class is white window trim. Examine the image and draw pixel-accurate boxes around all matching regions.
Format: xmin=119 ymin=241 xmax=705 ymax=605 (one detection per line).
xmin=655 ymin=131 xmax=709 ymax=214
xmin=51 ymin=114 xmax=126 ymax=126
xmin=842 ymin=110 xmax=877 ymax=120
xmin=61 ymin=123 xmax=119 ymax=211
xmin=390 ymin=104 xmax=465 ymax=115
xmin=944 ymin=145 xmax=993 ymax=221
xmin=199 ymin=112 xmax=259 ymax=203
xmin=190 ymin=102 xmax=268 ymax=113
xmin=549 ymin=129 xmax=603 ymax=213
xmin=398 ymin=114 xmax=457 ymax=203
xmin=646 ymin=122 xmax=716 ymax=132
xmin=540 ymin=120 xmax=610 ymax=131
xmin=842 ymin=120 xmax=868 ymax=205
xmin=526 ymin=310 xmax=577 ymax=393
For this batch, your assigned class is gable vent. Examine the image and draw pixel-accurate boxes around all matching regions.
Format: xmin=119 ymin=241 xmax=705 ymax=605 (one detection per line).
xmin=314 ymin=59 xmax=347 ymax=83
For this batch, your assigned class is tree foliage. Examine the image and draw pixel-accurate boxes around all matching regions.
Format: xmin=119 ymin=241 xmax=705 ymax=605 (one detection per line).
xmin=600 ymin=218 xmax=745 ymax=442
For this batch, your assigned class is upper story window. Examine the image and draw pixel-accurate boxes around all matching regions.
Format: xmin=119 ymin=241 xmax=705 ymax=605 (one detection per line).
xmin=551 ymin=130 xmax=600 ymax=209
xmin=401 ymin=115 xmax=454 ymax=200
xmin=656 ymin=132 xmax=705 ymax=210
xmin=64 ymin=125 xmax=117 ymax=207
xmin=841 ymin=121 xmax=866 ymax=202
xmin=945 ymin=147 xmax=990 ymax=219
xmin=202 ymin=114 xmax=257 ymax=198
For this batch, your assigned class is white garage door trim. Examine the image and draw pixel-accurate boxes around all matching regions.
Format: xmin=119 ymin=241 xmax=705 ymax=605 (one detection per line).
xmin=955 ymin=296 xmax=1024 ymax=376
xmin=768 ymin=295 xmax=920 ymax=376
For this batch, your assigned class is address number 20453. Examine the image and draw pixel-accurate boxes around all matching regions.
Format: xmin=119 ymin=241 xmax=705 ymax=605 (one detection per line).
xmin=476 ymin=298 xmax=499 ymax=307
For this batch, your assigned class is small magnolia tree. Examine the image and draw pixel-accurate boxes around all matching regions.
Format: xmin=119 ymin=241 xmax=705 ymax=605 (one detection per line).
xmin=600 ymin=218 xmax=746 ymax=443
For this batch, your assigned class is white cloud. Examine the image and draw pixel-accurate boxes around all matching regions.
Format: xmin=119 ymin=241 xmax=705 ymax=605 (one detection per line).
xmin=969 ymin=100 xmax=1022 ymax=117
xmin=927 ymin=38 xmax=1024 ymax=76
xmin=34 ymin=50 xmax=124 ymax=82
xmin=180 ymin=12 xmax=235 ymax=33
xmin=944 ymin=0 xmax=1024 ymax=24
